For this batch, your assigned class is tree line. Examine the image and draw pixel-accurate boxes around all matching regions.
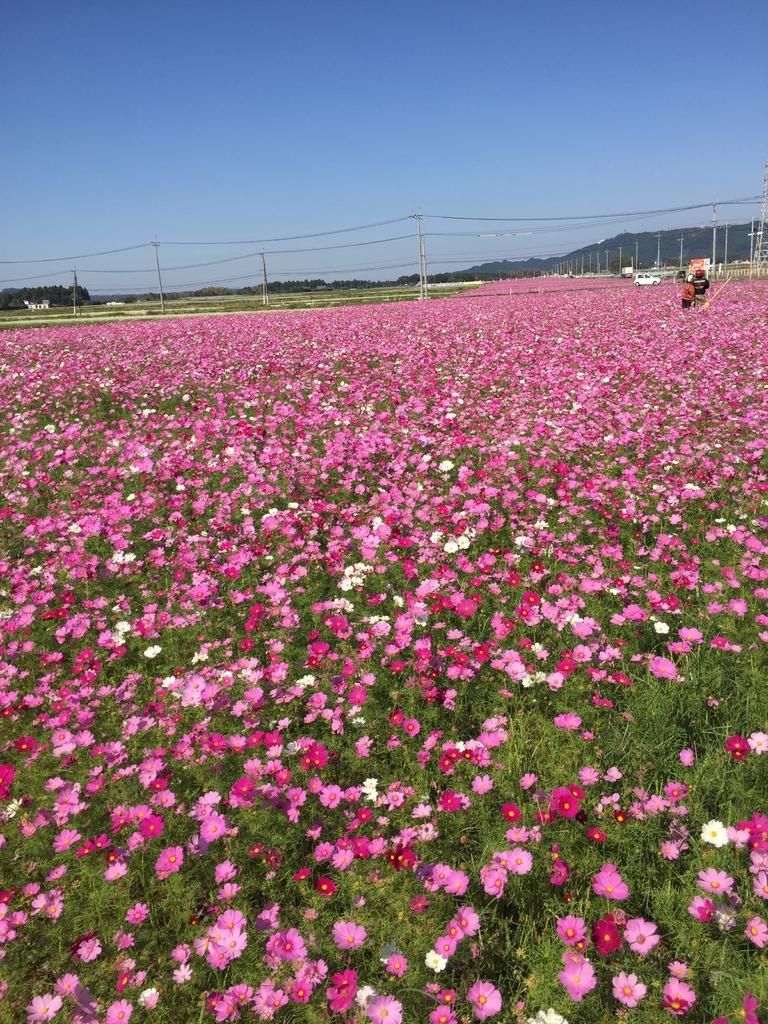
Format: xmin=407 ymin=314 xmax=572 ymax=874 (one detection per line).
xmin=0 ymin=285 xmax=90 ymax=310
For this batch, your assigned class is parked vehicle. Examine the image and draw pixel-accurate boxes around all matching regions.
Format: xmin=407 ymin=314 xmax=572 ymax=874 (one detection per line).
xmin=634 ymin=273 xmax=661 ymax=287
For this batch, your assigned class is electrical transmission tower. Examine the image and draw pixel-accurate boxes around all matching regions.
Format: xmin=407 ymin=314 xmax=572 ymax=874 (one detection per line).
xmin=753 ymin=160 xmax=768 ymax=273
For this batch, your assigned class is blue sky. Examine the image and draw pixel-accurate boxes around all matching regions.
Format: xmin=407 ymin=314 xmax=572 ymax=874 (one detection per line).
xmin=2 ymin=0 xmax=766 ymax=290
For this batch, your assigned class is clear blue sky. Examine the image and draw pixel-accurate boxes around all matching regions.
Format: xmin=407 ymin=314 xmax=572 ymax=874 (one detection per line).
xmin=2 ymin=0 xmax=766 ymax=291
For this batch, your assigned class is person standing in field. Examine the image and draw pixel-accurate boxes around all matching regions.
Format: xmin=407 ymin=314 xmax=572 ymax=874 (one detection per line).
xmin=681 ymin=276 xmax=695 ymax=309
xmin=692 ymin=268 xmax=710 ymax=307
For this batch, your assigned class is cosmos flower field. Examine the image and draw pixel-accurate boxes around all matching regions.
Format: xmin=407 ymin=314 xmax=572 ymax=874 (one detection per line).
xmin=1 ymin=283 xmax=767 ymax=1024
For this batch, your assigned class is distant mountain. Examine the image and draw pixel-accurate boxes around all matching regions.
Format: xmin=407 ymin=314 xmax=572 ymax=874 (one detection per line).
xmin=465 ymin=222 xmax=755 ymax=275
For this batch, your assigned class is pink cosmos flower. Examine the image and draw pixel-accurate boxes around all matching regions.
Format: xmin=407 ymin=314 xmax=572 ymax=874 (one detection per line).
xmin=745 ymin=916 xmax=767 ymax=947
xmin=507 ymin=848 xmax=533 ymax=875
xmin=200 ymin=812 xmax=227 ymax=842
xmin=105 ymin=1000 xmax=133 ymax=1024
xmin=270 ymin=928 xmax=307 ymax=961
xmin=53 ymin=975 xmax=80 ymax=997
xmin=155 ymin=846 xmax=183 ymax=879
xmin=125 ymin=903 xmax=149 ymax=925
xmin=26 ymin=994 xmax=63 ymax=1023
xmin=753 ymin=871 xmax=768 ymax=900
xmin=612 ymin=971 xmax=647 ymax=1007
xmin=434 ymin=934 xmax=458 ymax=958
xmin=332 ymin=920 xmax=367 ymax=949
xmin=53 ymin=829 xmax=81 ymax=853
xmin=558 ymin=954 xmax=597 ymax=1001
xmin=667 ymin=962 xmax=689 ymax=979
xmin=663 ymin=977 xmax=696 ymax=1016
xmin=456 ymin=906 xmax=481 ymax=935
xmin=592 ymin=863 xmax=629 ymax=900
xmin=76 ymin=937 xmax=102 ymax=962
xmin=386 ymin=953 xmax=408 ymax=976
xmin=678 ymin=748 xmax=695 ymax=766
xmin=697 ymin=868 xmax=734 ymax=895
xmin=623 ymin=917 xmax=660 ymax=955
xmin=466 ymin=980 xmax=502 ymax=1020
xmin=553 ymin=713 xmax=582 ymax=731
xmin=649 ymin=655 xmax=678 ymax=679
xmin=556 ymin=915 xmax=587 ymax=946
xmin=367 ymin=995 xmax=403 ymax=1024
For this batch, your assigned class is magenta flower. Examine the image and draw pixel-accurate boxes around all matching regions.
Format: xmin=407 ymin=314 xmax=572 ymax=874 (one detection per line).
xmin=612 ymin=971 xmax=647 ymax=1007
xmin=155 ymin=845 xmax=183 ymax=880
xmin=326 ymin=969 xmax=357 ymax=1013
xmin=125 ymin=903 xmax=149 ymax=925
xmin=138 ymin=814 xmax=164 ymax=839
xmin=466 ymin=980 xmax=502 ymax=1020
xmin=367 ymin=995 xmax=403 ymax=1024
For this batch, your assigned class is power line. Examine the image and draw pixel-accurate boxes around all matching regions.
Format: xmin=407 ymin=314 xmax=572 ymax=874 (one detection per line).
xmin=423 ymin=196 xmax=761 ymax=222
xmin=0 ymin=243 xmax=151 ymax=266
xmin=159 ymin=216 xmax=412 ymax=245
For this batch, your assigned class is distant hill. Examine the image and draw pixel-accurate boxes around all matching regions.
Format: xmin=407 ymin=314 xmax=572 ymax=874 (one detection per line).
xmin=465 ymin=222 xmax=754 ymax=275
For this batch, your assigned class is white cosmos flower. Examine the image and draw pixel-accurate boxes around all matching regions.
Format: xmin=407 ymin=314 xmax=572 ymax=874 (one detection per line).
xmin=438 ymin=460 xmax=454 ymax=472
xmin=443 ymin=541 xmax=459 ymax=554
xmin=355 ymin=985 xmax=376 ymax=1007
xmin=527 ymin=1011 xmax=570 ymax=1024
xmin=748 ymin=731 xmax=768 ymax=754
xmin=654 ymin=621 xmax=670 ymax=634
xmin=425 ymin=950 xmax=448 ymax=972
xmin=144 ymin=645 xmax=162 ymax=659
xmin=701 ymin=819 xmax=729 ymax=847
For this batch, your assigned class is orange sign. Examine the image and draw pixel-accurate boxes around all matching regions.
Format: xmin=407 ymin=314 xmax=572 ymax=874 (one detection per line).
xmin=689 ymin=258 xmax=710 ymax=271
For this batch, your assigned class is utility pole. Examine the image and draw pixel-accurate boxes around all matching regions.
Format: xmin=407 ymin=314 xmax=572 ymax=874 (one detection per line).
xmin=152 ymin=239 xmax=165 ymax=314
xmin=723 ymin=224 xmax=729 ymax=273
xmin=420 ymin=220 xmax=428 ymax=299
xmin=753 ymin=161 xmax=768 ymax=276
xmin=588 ymin=253 xmax=592 ymax=273
xmin=749 ymin=217 xmax=755 ymax=278
xmin=604 ymin=250 xmax=609 ymax=273
xmin=260 ymin=252 xmax=269 ymax=307
xmin=618 ymin=245 xmax=623 ymax=276
xmin=711 ymin=201 xmax=718 ymax=272
xmin=413 ymin=214 xmax=428 ymax=299
xmin=679 ymin=234 xmax=684 ymax=269
xmin=73 ymin=268 xmax=80 ymax=316
xmin=656 ymin=232 xmax=662 ymax=268
xmin=635 ymin=239 xmax=639 ymax=269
